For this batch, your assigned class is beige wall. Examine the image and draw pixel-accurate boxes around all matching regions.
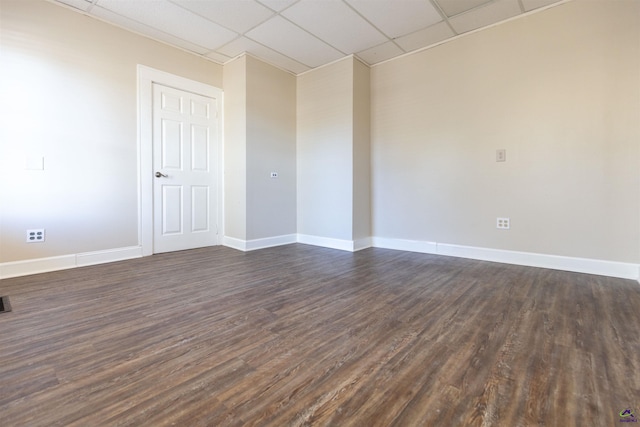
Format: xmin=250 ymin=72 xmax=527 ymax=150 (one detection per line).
xmin=0 ymin=0 xmax=222 ymax=262
xmin=352 ymin=59 xmax=371 ymax=241
xmin=3 ymin=0 xmax=638 ymax=272
xmin=297 ymin=58 xmax=354 ymax=241
xmin=223 ymin=56 xmax=248 ymax=240
xmin=297 ymin=56 xmax=371 ymax=244
xmin=224 ymin=54 xmax=297 ymax=242
xmin=246 ymin=56 xmax=297 ymax=240
xmin=371 ymin=0 xmax=640 ymax=263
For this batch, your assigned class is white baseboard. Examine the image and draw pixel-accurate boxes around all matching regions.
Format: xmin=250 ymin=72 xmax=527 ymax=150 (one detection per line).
xmin=76 ymin=246 xmax=143 ymax=267
xmin=437 ymin=243 xmax=640 ymax=281
xmin=0 ymin=255 xmax=76 ymax=279
xmin=3 ymin=238 xmax=637 ymax=283
xmin=297 ymin=234 xmax=372 ymax=252
xmin=224 ymin=234 xmax=370 ymax=253
xmin=0 ymin=246 xmax=143 ymax=280
xmin=223 ymin=234 xmax=297 ymax=252
xmin=247 ymin=234 xmax=297 ymax=251
xmin=296 ymin=234 xmax=353 ymax=251
xmin=373 ymin=237 xmax=640 ymax=281
xmin=222 ymin=236 xmax=247 ymax=251
xmin=372 ymin=237 xmax=438 ymax=254
xmin=353 ymin=237 xmax=373 ymax=252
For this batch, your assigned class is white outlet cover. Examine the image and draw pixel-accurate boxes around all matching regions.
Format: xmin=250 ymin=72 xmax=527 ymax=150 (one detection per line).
xmin=496 ymin=218 xmax=510 ymax=229
xmin=26 ymin=229 xmax=46 ymax=242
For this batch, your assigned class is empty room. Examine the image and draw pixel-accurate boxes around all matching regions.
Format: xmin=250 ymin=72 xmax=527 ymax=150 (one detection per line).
xmin=1 ymin=0 xmax=639 ymax=425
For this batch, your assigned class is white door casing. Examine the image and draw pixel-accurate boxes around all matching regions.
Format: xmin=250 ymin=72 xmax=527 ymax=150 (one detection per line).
xmin=152 ymin=84 xmax=218 ymax=253
xmin=137 ymin=66 xmax=223 ymax=256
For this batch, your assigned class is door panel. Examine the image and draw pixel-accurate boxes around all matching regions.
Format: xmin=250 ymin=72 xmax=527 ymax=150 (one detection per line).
xmin=153 ymin=83 xmax=218 ymax=253
xmin=161 ymin=119 xmax=183 ymax=169
xmin=191 ymin=186 xmax=209 ymax=232
xmin=191 ymin=125 xmax=209 ymax=171
xmin=161 ymin=91 xmax=182 ymax=112
xmin=190 ymin=99 xmax=209 ymax=118
xmin=163 ymin=186 xmax=183 ymax=234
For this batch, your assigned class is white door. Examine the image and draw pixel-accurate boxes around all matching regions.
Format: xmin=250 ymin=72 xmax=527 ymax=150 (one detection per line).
xmin=152 ymin=83 xmax=219 ymax=253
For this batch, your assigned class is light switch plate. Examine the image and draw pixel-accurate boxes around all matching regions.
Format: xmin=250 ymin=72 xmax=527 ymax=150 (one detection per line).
xmin=26 ymin=156 xmax=44 ymax=170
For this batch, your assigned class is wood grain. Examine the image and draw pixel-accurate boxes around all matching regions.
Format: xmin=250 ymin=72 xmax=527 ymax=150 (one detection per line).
xmin=1 ymin=244 xmax=638 ymax=426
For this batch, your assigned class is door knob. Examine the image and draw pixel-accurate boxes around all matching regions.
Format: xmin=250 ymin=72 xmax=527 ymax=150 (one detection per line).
xmin=155 ymin=172 xmax=168 ymax=178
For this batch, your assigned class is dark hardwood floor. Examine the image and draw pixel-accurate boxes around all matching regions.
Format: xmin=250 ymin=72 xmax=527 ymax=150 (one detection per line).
xmin=1 ymin=244 xmax=639 ymax=426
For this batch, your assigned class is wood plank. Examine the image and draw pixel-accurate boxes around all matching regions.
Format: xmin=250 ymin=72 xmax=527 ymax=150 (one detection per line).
xmin=1 ymin=245 xmax=638 ymax=426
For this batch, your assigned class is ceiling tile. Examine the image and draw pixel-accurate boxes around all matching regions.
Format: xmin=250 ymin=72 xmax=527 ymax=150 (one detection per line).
xmin=245 ymin=15 xmax=342 ymax=67
xmin=449 ymin=0 xmax=522 ymax=34
xmin=91 ymin=5 xmax=211 ymax=54
xmin=216 ymin=37 xmax=310 ymax=73
xmin=395 ymin=21 xmax=456 ymax=52
xmin=282 ymin=0 xmax=387 ymax=54
xmin=96 ymin=0 xmax=238 ymax=50
xmin=255 ymin=0 xmax=299 ymax=12
xmin=171 ymin=0 xmax=274 ymax=34
xmin=346 ymin=0 xmax=442 ymax=39
xmin=356 ymin=41 xmax=404 ymax=65
xmin=54 ymin=0 xmax=94 ymax=11
xmin=521 ymin=0 xmax=563 ymax=12
xmin=435 ymin=0 xmax=493 ymax=17
xmin=52 ymin=0 xmax=568 ymax=75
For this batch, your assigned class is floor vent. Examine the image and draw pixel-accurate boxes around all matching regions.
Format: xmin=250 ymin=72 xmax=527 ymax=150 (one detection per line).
xmin=0 ymin=296 xmax=12 ymax=313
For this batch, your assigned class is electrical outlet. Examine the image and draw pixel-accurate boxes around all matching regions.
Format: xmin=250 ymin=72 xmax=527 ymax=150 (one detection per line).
xmin=496 ymin=149 xmax=506 ymax=162
xmin=270 ymin=172 xmax=278 ymax=178
xmin=26 ymin=229 xmax=45 ymax=243
xmin=496 ymin=218 xmax=510 ymax=230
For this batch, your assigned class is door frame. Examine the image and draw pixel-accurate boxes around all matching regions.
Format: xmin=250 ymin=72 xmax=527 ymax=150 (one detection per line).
xmin=137 ymin=65 xmax=223 ymax=256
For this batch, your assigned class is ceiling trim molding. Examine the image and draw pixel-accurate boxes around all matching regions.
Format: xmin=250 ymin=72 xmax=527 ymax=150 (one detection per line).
xmin=43 ymin=0 xmax=230 ymax=66
xmin=296 ymin=54 xmax=370 ymax=77
xmin=371 ymin=0 xmax=573 ymax=69
xmin=222 ymin=52 xmax=300 ymax=76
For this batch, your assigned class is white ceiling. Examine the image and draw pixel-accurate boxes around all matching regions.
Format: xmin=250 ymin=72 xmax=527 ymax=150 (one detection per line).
xmin=52 ymin=0 xmax=566 ymax=75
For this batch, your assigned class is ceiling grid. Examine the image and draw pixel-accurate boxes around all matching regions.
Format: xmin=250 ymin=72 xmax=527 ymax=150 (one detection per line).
xmin=50 ymin=0 xmax=567 ymax=75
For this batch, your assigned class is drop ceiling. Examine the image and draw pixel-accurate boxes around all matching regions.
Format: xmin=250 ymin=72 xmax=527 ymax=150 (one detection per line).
xmin=52 ymin=0 xmax=566 ymax=75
